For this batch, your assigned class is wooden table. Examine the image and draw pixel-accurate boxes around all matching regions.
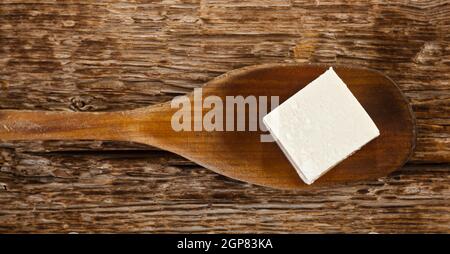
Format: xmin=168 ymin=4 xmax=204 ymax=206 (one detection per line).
xmin=0 ymin=0 xmax=448 ymax=233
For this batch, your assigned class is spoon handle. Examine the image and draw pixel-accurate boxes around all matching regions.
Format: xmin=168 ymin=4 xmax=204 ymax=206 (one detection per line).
xmin=0 ymin=110 xmax=136 ymax=142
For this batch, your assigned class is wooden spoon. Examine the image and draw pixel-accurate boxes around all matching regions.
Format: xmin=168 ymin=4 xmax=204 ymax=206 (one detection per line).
xmin=0 ymin=64 xmax=415 ymax=190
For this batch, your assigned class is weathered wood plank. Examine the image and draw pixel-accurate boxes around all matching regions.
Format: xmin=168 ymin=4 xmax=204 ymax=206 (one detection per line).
xmin=0 ymin=0 xmax=449 ymax=232
xmin=0 ymin=0 xmax=448 ymax=162
xmin=0 ymin=149 xmax=448 ymax=233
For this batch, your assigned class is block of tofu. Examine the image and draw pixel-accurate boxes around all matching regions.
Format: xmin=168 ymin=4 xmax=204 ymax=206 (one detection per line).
xmin=263 ymin=67 xmax=380 ymax=185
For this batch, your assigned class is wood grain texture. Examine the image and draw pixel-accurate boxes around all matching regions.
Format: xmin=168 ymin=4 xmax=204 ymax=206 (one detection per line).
xmin=0 ymin=150 xmax=448 ymax=233
xmin=0 ymin=0 xmax=449 ymax=232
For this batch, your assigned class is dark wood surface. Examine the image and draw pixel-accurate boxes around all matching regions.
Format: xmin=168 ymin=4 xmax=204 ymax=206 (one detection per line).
xmin=0 ymin=0 xmax=448 ymax=233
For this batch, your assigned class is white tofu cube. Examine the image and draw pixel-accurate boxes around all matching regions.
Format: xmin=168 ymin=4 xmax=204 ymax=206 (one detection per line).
xmin=263 ymin=67 xmax=380 ymax=185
